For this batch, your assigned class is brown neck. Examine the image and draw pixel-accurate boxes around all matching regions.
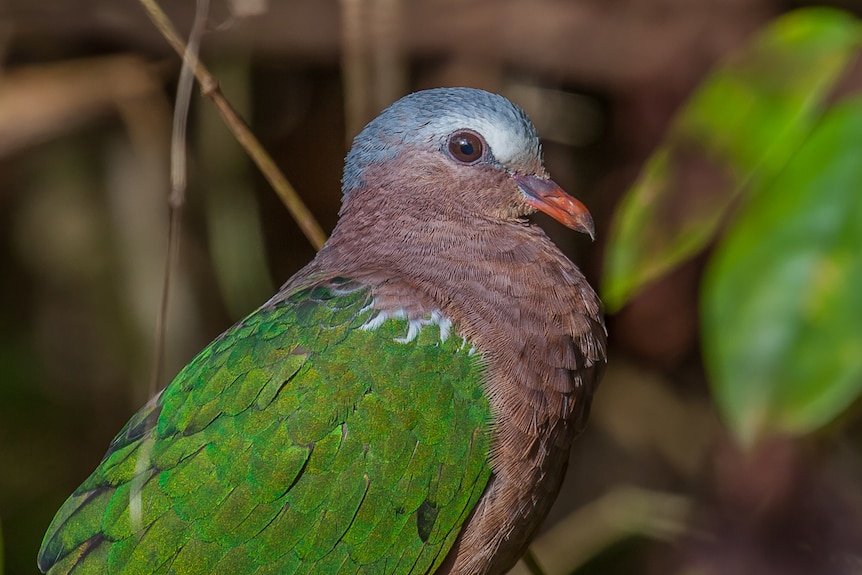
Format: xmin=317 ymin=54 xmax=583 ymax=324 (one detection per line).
xmin=284 ymin=172 xmax=606 ymax=575
xmin=300 ymin=174 xmax=605 ymax=442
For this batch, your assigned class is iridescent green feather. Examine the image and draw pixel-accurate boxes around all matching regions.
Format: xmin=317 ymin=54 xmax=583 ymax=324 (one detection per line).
xmin=38 ymin=279 xmax=492 ymax=575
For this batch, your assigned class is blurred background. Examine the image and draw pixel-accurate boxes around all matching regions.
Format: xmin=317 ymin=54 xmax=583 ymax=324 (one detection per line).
xmin=2 ymin=0 xmax=862 ymax=573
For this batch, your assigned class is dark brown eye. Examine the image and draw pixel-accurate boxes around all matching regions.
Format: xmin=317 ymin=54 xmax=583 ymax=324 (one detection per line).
xmin=447 ymin=131 xmax=484 ymax=164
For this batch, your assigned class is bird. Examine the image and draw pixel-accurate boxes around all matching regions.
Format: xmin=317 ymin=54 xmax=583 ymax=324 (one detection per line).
xmin=38 ymin=87 xmax=606 ymax=575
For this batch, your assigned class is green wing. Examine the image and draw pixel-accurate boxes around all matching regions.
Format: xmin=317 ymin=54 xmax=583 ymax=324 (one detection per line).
xmin=38 ymin=278 xmax=492 ymax=575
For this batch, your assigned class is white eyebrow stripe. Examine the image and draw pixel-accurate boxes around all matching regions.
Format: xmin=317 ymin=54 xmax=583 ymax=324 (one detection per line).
xmin=468 ymin=117 xmax=526 ymax=165
xmin=429 ymin=115 xmax=537 ymax=167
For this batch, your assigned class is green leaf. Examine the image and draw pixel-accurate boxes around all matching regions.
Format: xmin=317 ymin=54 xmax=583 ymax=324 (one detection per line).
xmin=602 ymin=7 xmax=860 ymax=311
xmin=702 ymin=98 xmax=862 ymax=445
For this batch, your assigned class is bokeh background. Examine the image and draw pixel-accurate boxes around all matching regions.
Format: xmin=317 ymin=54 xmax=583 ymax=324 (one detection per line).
xmin=2 ymin=1 xmax=862 ymax=573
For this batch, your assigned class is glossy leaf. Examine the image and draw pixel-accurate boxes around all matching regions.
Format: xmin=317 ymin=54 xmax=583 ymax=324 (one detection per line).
xmin=703 ymin=98 xmax=862 ymax=444
xmin=603 ymin=8 xmax=860 ymax=311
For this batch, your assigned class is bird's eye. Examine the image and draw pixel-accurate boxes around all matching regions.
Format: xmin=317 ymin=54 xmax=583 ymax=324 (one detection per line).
xmin=447 ymin=131 xmax=484 ymax=164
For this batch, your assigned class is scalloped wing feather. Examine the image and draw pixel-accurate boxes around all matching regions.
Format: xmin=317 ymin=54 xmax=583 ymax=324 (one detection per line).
xmin=38 ymin=279 xmax=492 ymax=575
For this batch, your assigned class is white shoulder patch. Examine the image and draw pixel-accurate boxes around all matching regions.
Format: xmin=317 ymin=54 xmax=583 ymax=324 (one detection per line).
xmin=360 ymin=303 xmax=455 ymax=345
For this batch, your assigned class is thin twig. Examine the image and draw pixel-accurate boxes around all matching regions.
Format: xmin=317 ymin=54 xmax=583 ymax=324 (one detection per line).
xmin=371 ymin=0 xmax=406 ymax=114
xmin=522 ymin=548 xmax=549 ymax=575
xmin=339 ymin=0 xmax=368 ymax=144
xmin=147 ymin=0 xmax=209 ymax=399
xmin=134 ymin=0 xmax=209 ymax=534
xmin=137 ymin=0 xmax=328 ymax=250
xmin=529 ymin=486 xmax=692 ymax=574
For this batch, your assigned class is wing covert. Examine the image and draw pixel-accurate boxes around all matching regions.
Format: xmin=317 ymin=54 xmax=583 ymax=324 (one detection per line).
xmin=38 ymin=279 xmax=492 ymax=575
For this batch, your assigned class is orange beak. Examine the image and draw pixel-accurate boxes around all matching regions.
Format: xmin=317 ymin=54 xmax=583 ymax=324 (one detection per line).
xmin=514 ymin=174 xmax=595 ymax=240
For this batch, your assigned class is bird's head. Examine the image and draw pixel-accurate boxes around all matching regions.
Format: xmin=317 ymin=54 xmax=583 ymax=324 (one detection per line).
xmin=340 ymin=87 xmax=594 ymax=239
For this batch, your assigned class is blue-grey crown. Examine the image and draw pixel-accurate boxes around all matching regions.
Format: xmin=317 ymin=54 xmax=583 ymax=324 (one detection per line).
xmin=342 ymin=87 xmax=541 ymax=196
